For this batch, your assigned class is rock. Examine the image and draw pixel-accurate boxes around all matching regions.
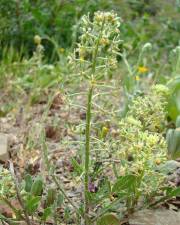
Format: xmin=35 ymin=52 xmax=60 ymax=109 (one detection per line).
xmin=129 ymin=209 xmax=180 ymax=225
xmin=0 ymin=133 xmax=9 ymax=162
xmin=158 ymin=160 xmax=180 ymax=175
xmin=159 ymin=161 xmax=180 ymax=186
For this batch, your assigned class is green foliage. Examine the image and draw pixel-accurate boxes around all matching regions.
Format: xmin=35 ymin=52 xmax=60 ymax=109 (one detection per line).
xmin=166 ymin=44 xmax=180 ymax=121
xmin=41 ymin=207 xmax=52 ymax=222
xmin=166 ymin=115 xmax=180 ymax=159
xmin=112 ymin=174 xmax=139 ymax=194
xmin=167 ymin=76 xmax=180 ymax=121
xmin=45 ymin=188 xmax=57 ymax=207
xmin=1 ymin=0 xmax=180 ymax=61
xmin=0 ymin=40 xmax=64 ymax=108
xmin=30 ymin=177 xmax=43 ymax=196
xmin=0 ymin=0 xmax=113 ymax=57
xmin=0 ymin=172 xmax=63 ymax=224
xmin=25 ymin=195 xmax=41 ymax=215
xmin=24 ymin=174 xmax=33 ymax=192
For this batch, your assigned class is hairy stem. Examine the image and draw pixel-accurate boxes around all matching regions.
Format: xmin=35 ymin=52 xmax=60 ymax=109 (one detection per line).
xmin=84 ymin=84 xmax=93 ymax=225
xmin=84 ymin=18 xmax=105 ymax=225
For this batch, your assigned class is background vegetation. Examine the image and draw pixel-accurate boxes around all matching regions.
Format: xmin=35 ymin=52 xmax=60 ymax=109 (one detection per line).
xmin=1 ymin=0 xmax=180 ymax=59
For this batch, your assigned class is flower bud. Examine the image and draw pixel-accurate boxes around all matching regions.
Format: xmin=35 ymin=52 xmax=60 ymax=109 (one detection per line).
xmin=142 ymin=42 xmax=152 ymax=51
xmin=34 ymin=35 xmax=41 ymax=45
xmin=101 ymin=126 xmax=109 ymax=138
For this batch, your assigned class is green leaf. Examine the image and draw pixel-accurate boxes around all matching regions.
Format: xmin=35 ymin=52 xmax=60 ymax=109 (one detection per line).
xmin=172 ymin=129 xmax=180 ymax=159
xmin=57 ymin=193 xmax=64 ymax=207
xmin=96 ymin=213 xmax=120 ymax=225
xmin=175 ymin=115 xmax=180 ymax=127
xmin=25 ymin=196 xmax=41 ymax=215
xmin=112 ymin=175 xmax=138 ymax=194
xmin=41 ymin=207 xmax=52 ymax=221
xmin=31 ymin=177 xmax=43 ymax=196
xmin=166 ymin=127 xmax=180 ymax=159
xmin=166 ymin=187 xmax=180 ymax=197
xmin=158 ymin=160 xmax=180 ymax=175
xmin=46 ymin=188 xmax=56 ymax=207
xmin=166 ymin=129 xmax=175 ymax=155
xmin=25 ymin=174 xmax=33 ymax=192
xmin=70 ymin=158 xmax=83 ymax=175
xmin=167 ymin=77 xmax=180 ymax=121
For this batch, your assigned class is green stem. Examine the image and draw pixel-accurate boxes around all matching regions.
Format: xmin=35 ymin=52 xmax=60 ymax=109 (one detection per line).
xmin=84 ymin=18 xmax=105 ymax=225
xmin=84 ymin=84 xmax=93 ymax=225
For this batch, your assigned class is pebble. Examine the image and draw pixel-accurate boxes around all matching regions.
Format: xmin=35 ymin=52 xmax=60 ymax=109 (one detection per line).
xmin=0 ymin=133 xmax=9 ymax=162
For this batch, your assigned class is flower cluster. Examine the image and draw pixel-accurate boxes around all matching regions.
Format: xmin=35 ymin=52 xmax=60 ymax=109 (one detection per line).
xmin=0 ymin=167 xmax=15 ymax=198
xmin=32 ymin=35 xmax=44 ymax=65
xmin=117 ymin=84 xmax=169 ymax=195
xmin=138 ymin=66 xmax=148 ymax=73
xmin=127 ymin=84 xmax=169 ymax=132
xmin=119 ymin=117 xmax=167 ymax=167
xmin=118 ymin=117 xmax=167 ymax=195
xmin=68 ymin=11 xmax=122 ymax=79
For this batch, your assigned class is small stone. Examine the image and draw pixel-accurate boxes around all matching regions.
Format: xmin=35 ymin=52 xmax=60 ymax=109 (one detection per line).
xmin=129 ymin=209 xmax=180 ymax=225
xmin=158 ymin=160 xmax=180 ymax=175
xmin=0 ymin=133 xmax=9 ymax=162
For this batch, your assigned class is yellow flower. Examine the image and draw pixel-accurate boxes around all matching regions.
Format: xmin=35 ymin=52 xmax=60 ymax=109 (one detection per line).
xmin=12 ymin=108 xmax=17 ymax=113
xmin=102 ymin=126 xmax=109 ymax=138
xmin=59 ymin=48 xmax=65 ymax=53
xmin=138 ymin=66 xmax=148 ymax=73
xmin=155 ymin=158 xmax=161 ymax=165
xmin=135 ymin=75 xmax=140 ymax=81
xmin=100 ymin=38 xmax=109 ymax=45
xmin=79 ymin=56 xmax=84 ymax=62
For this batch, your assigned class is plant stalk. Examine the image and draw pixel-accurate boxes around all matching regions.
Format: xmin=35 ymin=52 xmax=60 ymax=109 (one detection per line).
xmin=84 ymin=18 xmax=105 ymax=225
xmin=84 ymin=84 xmax=93 ymax=225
